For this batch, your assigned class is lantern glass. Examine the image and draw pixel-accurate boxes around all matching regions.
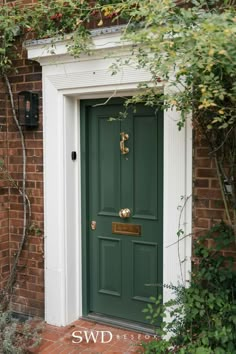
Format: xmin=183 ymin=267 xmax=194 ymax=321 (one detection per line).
xmin=18 ymin=91 xmax=39 ymax=128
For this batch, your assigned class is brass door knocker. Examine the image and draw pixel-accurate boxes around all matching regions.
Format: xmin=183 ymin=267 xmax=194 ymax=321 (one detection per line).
xmin=120 ymin=132 xmax=129 ymax=155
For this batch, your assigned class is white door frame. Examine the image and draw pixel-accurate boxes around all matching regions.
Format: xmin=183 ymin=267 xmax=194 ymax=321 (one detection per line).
xmin=26 ymin=29 xmax=192 ymax=326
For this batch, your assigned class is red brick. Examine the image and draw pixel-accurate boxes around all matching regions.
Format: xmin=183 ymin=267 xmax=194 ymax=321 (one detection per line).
xmin=194 ymin=158 xmax=212 ymax=168
xmin=17 ymin=66 xmax=34 ymax=74
xmin=196 ymin=189 xmax=222 ymax=199
xmin=196 ymin=208 xmax=225 ymax=219
xmin=194 ymin=179 xmax=209 ymax=188
xmin=25 ymin=73 xmax=42 ymax=82
xmin=16 ymin=82 xmax=34 ymax=91
xmin=211 ymin=179 xmax=220 ymax=188
xmin=223 ymin=250 xmax=236 ymax=257
xmin=194 ymin=218 xmax=210 ymax=228
xmin=196 ymin=147 xmax=210 ymax=157
xmin=196 ymin=168 xmax=216 ymax=178
xmin=9 ymin=75 xmax=24 ymax=83
xmin=210 ymin=200 xmax=224 ymax=209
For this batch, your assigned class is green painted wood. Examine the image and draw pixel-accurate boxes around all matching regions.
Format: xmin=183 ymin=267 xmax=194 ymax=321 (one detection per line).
xmin=81 ymin=99 xmax=163 ymax=324
xmin=133 ymin=113 xmax=158 ymax=219
xmin=97 ymin=113 xmax=121 ymax=215
xmin=98 ymin=237 xmax=122 ymax=296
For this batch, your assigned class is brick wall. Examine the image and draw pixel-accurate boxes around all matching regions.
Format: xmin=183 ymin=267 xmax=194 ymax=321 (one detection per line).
xmin=0 ymin=49 xmax=44 ymax=317
xmin=193 ymin=136 xmax=236 ymax=260
xmin=0 ymin=79 xmax=9 ymax=292
xmin=194 ymin=138 xmax=224 ymax=232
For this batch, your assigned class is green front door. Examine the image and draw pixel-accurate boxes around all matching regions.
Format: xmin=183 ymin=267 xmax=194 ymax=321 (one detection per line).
xmin=81 ymin=99 xmax=163 ymax=324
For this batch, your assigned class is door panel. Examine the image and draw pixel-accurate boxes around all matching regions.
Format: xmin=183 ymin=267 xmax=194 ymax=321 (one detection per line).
xmin=98 ymin=237 xmax=121 ymax=296
xmin=132 ymin=241 xmax=158 ymax=301
xmin=133 ymin=114 xmax=158 ymax=219
xmin=83 ymin=99 xmax=163 ymax=324
xmin=98 ymin=116 xmax=120 ymax=215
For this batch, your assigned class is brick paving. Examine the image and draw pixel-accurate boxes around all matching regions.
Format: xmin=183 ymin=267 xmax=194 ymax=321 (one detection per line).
xmin=29 ymin=319 xmax=153 ymax=353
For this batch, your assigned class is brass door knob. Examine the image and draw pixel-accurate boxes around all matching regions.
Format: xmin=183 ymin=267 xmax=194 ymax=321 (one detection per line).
xmin=91 ymin=221 xmax=96 ymax=230
xmin=119 ymin=208 xmax=131 ymax=219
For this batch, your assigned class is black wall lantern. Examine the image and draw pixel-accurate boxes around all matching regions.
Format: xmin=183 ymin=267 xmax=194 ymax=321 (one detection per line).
xmin=18 ymin=91 xmax=39 ymax=128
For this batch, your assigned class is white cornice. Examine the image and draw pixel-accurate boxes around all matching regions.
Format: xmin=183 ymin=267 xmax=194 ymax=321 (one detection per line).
xmin=25 ymin=26 xmax=130 ymax=65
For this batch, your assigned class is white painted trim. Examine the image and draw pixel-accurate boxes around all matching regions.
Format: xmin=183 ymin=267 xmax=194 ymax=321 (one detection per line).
xmin=163 ymin=108 xmax=192 ymax=304
xmin=26 ymin=29 xmax=131 ymax=66
xmin=27 ymin=32 xmax=192 ymax=326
